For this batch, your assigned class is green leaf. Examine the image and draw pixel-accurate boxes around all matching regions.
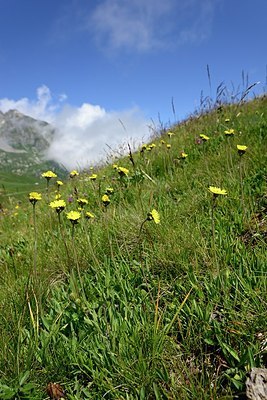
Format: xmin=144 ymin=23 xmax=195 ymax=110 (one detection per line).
xmin=153 ymin=382 xmax=161 ymax=400
xmin=0 ymin=384 xmax=17 ymax=400
xmin=221 ymin=342 xmax=240 ymax=362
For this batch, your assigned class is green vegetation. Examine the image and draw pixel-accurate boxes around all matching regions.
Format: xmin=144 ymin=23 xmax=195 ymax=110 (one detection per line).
xmin=0 ymin=96 xmax=266 ymax=399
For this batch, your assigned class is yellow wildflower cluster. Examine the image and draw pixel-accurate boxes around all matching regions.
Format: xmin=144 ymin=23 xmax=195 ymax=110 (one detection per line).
xmin=237 ymin=145 xmax=248 ymax=155
xmin=49 ymin=199 xmax=66 ymax=213
xmin=66 ymin=211 xmax=81 ymax=224
xmin=102 ymin=194 xmax=110 ymax=207
xmin=85 ymin=212 xmax=95 ymax=220
xmin=77 ymin=198 xmax=88 ymax=207
xmin=147 ymin=209 xmax=160 ymax=224
xmin=224 ymin=129 xmax=235 ymax=136
xmin=200 ymin=134 xmax=210 ymax=141
xmin=70 ymin=170 xmax=79 ymax=178
xmin=208 ymin=186 xmax=227 ymax=196
xmin=89 ymin=174 xmax=97 ymax=181
xmin=117 ymin=167 xmax=129 ymax=177
xmin=29 ymin=192 xmax=42 ymax=205
xmin=42 ymin=170 xmax=57 ymax=179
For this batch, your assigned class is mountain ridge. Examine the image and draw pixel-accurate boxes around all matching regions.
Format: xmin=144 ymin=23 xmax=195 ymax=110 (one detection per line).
xmin=0 ymin=109 xmax=66 ymax=176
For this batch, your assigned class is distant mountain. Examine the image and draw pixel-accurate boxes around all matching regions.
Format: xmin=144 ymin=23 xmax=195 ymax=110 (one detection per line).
xmin=0 ymin=109 xmax=66 ymax=176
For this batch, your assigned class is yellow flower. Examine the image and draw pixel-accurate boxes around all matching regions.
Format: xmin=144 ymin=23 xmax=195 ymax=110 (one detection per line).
xmin=29 ymin=192 xmax=42 ymax=204
xmin=105 ymin=187 xmax=114 ymax=195
xmin=160 ymin=140 xmax=165 ymax=145
xmin=200 ymin=134 xmax=210 ymax=141
xmin=89 ymin=174 xmax=97 ymax=180
xmin=166 ymin=143 xmax=171 ymax=149
xmin=54 ymin=193 xmax=61 ymax=200
xmin=180 ymin=152 xmax=188 ymax=159
xmin=70 ymin=170 xmax=79 ymax=178
xmin=49 ymin=199 xmax=66 ymax=213
xmin=208 ymin=186 xmax=227 ymax=196
xmin=225 ymin=118 xmax=230 ymax=123
xmin=85 ymin=212 xmax=95 ymax=220
xmin=224 ymin=129 xmax=235 ymax=136
xmin=41 ymin=170 xmax=57 ymax=179
xmin=102 ymin=194 xmax=110 ymax=206
xmin=147 ymin=209 xmax=160 ymax=224
xmin=56 ymin=180 xmax=63 ymax=186
xmin=77 ymin=198 xmax=88 ymax=207
xmin=112 ymin=164 xmax=118 ymax=170
xmin=167 ymin=131 xmax=175 ymax=137
xmin=140 ymin=144 xmax=147 ymax=152
xmin=66 ymin=210 xmax=81 ymax=223
xmin=237 ymin=144 xmax=247 ymax=155
xmin=118 ymin=167 xmax=129 ymax=177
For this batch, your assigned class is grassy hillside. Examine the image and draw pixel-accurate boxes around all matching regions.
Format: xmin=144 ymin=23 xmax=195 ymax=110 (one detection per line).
xmin=0 ymin=96 xmax=266 ymax=399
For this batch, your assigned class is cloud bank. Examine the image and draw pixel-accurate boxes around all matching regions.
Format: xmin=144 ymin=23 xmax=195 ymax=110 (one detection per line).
xmin=0 ymin=85 xmax=150 ymax=170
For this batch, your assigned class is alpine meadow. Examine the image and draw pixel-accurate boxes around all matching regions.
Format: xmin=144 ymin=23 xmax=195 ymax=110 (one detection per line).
xmin=0 ymin=93 xmax=267 ymax=399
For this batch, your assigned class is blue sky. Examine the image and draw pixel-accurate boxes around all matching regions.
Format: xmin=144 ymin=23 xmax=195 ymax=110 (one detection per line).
xmin=0 ymin=0 xmax=266 ymax=168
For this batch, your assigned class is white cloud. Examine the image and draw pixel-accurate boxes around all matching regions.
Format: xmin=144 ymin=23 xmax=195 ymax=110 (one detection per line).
xmin=89 ymin=0 xmax=174 ymax=52
xmin=0 ymin=86 xmax=150 ymax=170
xmin=0 ymin=85 xmax=57 ymax=122
xmin=88 ymin=0 xmax=220 ymax=52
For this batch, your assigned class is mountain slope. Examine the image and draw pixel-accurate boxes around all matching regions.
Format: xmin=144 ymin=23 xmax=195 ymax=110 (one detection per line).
xmin=0 ymin=96 xmax=266 ymax=399
xmin=0 ymin=109 xmax=65 ymax=176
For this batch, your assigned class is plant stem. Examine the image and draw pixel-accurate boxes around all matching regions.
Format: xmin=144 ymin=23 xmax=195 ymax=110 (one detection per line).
xmin=239 ymin=157 xmax=244 ymax=211
xmin=211 ymin=196 xmax=218 ymax=272
xmin=33 ymin=204 xmax=37 ymax=279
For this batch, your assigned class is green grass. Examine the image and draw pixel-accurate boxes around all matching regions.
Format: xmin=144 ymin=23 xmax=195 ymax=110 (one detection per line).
xmin=0 ymin=96 xmax=266 ymax=399
xmin=0 ymin=171 xmax=45 ymax=199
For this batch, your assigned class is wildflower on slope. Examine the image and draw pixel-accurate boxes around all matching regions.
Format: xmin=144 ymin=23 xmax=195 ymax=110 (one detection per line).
xmin=29 ymin=192 xmax=42 ymax=205
xmin=225 ymin=118 xmax=230 ymax=123
xmin=200 ymin=134 xmax=210 ymax=141
xmin=102 ymin=194 xmax=110 ymax=207
xmin=140 ymin=144 xmax=147 ymax=153
xmin=49 ymin=199 xmax=66 ymax=214
xmin=118 ymin=167 xmax=129 ymax=177
xmin=89 ymin=174 xmax=97 ymax=181
xmin=77 ymin=198 xmax=88 ymax=208
xmin=147 ymin=209 xmax=160 ymax=224
xmin=66 ymin=210 xmax=81 ymax=224
xmin=180 ymin=152 xmax=188 ymax=159
xmin=237 ymin=144 xmax=248 ymax=156
xmin=42 ymin=170 xmax=57 ymax=180
xmin=166 ymin=143 xmax=171 ymax=149
xmin=105 ymin=187 xmax=114 ymax=195
xmin=167 ymin=131 xmax=175 ymax=138
xmin=208 ymin=186 xmax=227 ymax=197
xmin=85 ymin=212 xmax=95 ymax=220
xmin=56 ymin=180 xmax=63 ymax=191
xmin=70 ymin=170 xmax=79 ymax=178
xmin=224 ymin=129 xmax=235 ymax=136
xmin=113 ymin=164 xmax=118 ymax=170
